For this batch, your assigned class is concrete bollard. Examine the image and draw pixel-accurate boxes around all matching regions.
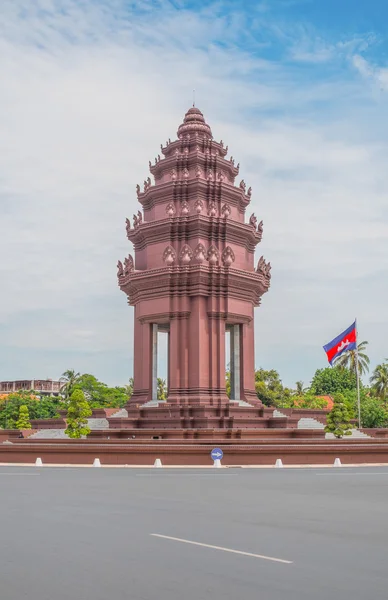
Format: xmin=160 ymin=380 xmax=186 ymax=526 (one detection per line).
xmin=154 ymin=458 xmax=163 ymax=468
xmin=93 ymin=458 xmax=101 ymax=467
xmin=213 ymin=459 xmax=222 ymax=468
xmin=275 ymin=458 xmax=283 ymax=468
xmin=333 ymin=458 xmax=342 ymax=467
xmin=35 ymin=457 xmax=43 ymax=467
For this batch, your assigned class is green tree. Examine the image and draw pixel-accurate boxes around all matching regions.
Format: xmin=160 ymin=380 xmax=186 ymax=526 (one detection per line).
xmin=333 ymin=341 xmax=370 ymax=376
xmin=225 ymin=370 xmax=231 ymax=399
xmin=73 ymin=374 xmax=127 ymax=408
xmin=0 ymin=391 xmax=55 ymax=429
xmin=16 ymin=405 xmax=31 ymax=429
xmin=360 ymin=397 xmax=388 ymax=428
xmin=324 ymin=393 xmax=352 ymax=439
xmin=370 ymin=362 xmax=388 ymax=400
xmin=310 ymin=367 xmax=357 ymax=396
xmin=60 ymin=369 xmax=81 ymax=399
xmin=65 ymin=390 xmax=92 ymax=439
xmin=255 ymin=369 xmax=290 ymax=407
xmin=157 ymin=378 xmax=167 ymax=401
xmin=125 ymin=378 xmax=134 ymax=399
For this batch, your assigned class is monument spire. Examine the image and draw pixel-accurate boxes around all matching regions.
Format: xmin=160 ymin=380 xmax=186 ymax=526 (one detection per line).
xmin=118 ymin=106 xmax=270 ymax=406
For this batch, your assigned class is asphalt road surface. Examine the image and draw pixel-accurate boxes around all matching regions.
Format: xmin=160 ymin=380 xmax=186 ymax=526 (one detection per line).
xmin=1 ymin=465 xmax=388 ymax=600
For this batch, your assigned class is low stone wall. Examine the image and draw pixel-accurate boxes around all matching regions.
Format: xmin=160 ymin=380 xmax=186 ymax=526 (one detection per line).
xmin=362 ymin=429 xmax=388 ymax=438
xmin=30 ymin=419 xmax=66 ymax=430
xmin=1 ymin=438 xmax=388 ymax=466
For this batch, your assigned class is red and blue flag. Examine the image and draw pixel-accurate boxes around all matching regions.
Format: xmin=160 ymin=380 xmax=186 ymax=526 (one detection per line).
xmin=323 ymin=321 xmax=357 ymax=365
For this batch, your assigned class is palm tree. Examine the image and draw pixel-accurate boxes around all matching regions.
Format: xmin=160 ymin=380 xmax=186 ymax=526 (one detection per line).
xmin=293 ymin=381 xmax=307 ymax=396
xmin=125 ymin=378 xmax=134 ymax=399
xmin=59 ymin=369 xmax=81 ymax=399
xmin=370 ymin=362 xmax=388 ymax=400
xmin=333 ymin=341 xmax=370 ymax=376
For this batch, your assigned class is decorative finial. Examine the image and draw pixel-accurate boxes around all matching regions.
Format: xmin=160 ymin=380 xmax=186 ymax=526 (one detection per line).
xmin=193 ymin=89 xmax=196 ymax=107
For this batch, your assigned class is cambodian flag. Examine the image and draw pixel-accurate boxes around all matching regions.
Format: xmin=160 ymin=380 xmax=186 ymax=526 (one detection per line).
xmin=323 ymin=321 xmax=357 ymax=365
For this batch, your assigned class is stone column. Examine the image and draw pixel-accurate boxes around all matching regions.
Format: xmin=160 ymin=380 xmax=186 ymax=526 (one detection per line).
xmin=131 ymin=315 xmax=153 ymax=405
xmin=241 ymin=318 xmax=260 ymax=405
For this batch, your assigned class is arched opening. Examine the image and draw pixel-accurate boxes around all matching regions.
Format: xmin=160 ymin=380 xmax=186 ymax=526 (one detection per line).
xmin=151 ymin=324 xmax=169 ymax=401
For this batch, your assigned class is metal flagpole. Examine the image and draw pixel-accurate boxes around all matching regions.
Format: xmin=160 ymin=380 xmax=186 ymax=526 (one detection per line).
xmin=355 ymin=318 xmax=361 ymax=429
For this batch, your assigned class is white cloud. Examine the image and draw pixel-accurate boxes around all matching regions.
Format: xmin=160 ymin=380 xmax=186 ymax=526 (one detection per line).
xmin=0 ymin=0 xmax=387 ymax=386
xmin=353 ymin=54 xmax=388 ymax=90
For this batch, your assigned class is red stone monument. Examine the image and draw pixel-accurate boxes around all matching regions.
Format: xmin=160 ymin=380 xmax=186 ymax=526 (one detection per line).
xmin=118 ymin=106 xmax=271 ymax=410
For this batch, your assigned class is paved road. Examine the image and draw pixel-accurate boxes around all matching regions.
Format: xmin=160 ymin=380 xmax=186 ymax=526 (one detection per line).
xmin=1 ymin=466 xmax=388 ymax=600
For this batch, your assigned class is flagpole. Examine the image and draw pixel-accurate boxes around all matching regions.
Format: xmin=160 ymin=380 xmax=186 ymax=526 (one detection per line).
xmin=355 ymin=318 xmax=361 ymax=429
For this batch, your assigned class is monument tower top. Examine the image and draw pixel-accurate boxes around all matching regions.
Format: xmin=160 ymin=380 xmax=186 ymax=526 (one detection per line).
xmin=118 ymin=106 xmax=271 ymax=407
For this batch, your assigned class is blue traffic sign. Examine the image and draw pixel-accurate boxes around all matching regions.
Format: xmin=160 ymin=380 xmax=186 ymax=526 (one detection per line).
xmin=211 ymin=447 xmax=223 ymax=461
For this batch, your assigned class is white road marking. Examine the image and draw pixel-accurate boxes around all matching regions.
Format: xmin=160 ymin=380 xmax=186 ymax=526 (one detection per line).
xmin=316 ymin=472 xmax=388 ymax=476
xmin=0 ymin=473 xmax=40 ymax=476
xmin=150 ymin=534 xmax=293 ymax=564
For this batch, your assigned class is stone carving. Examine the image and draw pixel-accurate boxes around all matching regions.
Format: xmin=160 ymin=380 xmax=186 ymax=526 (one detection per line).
xmin=220 ymin=140 xmax=224 ymax=147
xmin=160 ymin=144 xmax=163 ymax=151
xmin=239 ymin=180 xmax=246 ymax=192
xmin=133 ymin=214 xmax=138 ymax=228
xmin=221 ymin=246 xmax=235 ymax=267
xmin=194 ymin=243 xmax=206 ymax=263
xmin=249 ymin=213 xmax=257 ymax=229
xmin=195 ymin=166 xmax=202 ymax=178
xmin=207 ymin=170 xmax=213 ymax=181
xmin=124 ymin=254 xmax=134 ymax=275
xmin=137 ymin=210 xmax=143 ymax=225
xmin=217 ymin=171 xmax=225 ymax=182
xmin=184 ymin=147 xmax=189 ymax=155
xmin=207 ymin=245 xmax=219 ymax=266
xmin=147 ymin=176 xmax=151 ymax=187
xmin=180 ymin=244 xmax=193 ymax=265
xmin=236 ymin=162 xmax=240 ymax=170
xmin=117 ymin=260 xmax=124 ymax=278
xmin=247 ymin=186 xmax=252 ymax=197
xmin=166 ymin=203 xmax=176 ymax=217
xmin=221 ymin=203 xmax=231 ymax=218
xmin=258 ymin=220 xmax=263 ymax=239
xmin=256 ymin=256 xmax=271 ymax=280
xmin=158 ymin=154 xmax=161 ymax=162
xmin=149 ymin=160 xmax=152 ymax=169
xmin=163 ymin=246 xmax=176 ymax=266
xmin=125 ymin=218 xmax=131 ymax=236
xmin=136 ymin=184 xmax=141 ymax=196
xmin=183 ymin=167 xmax=189 ymax=180
xmin=208 ymin=201 xmax=217 ymax=217
xmin=181 ymin=201 xmax=189 ymax=216
xmin=256 ymin=256 xmax=265 ymax=273
xmin=225 ymin=145 xmax=228 ymax=153
xmin=170 ymin=169 xmax=177 ymax=181
xmin=194 ymin=198 xmax=203 ymax=214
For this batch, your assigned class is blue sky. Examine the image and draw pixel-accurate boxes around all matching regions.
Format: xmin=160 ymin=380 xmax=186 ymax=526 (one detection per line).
xmin=0 ymin=0 xmax=387 ymax=389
